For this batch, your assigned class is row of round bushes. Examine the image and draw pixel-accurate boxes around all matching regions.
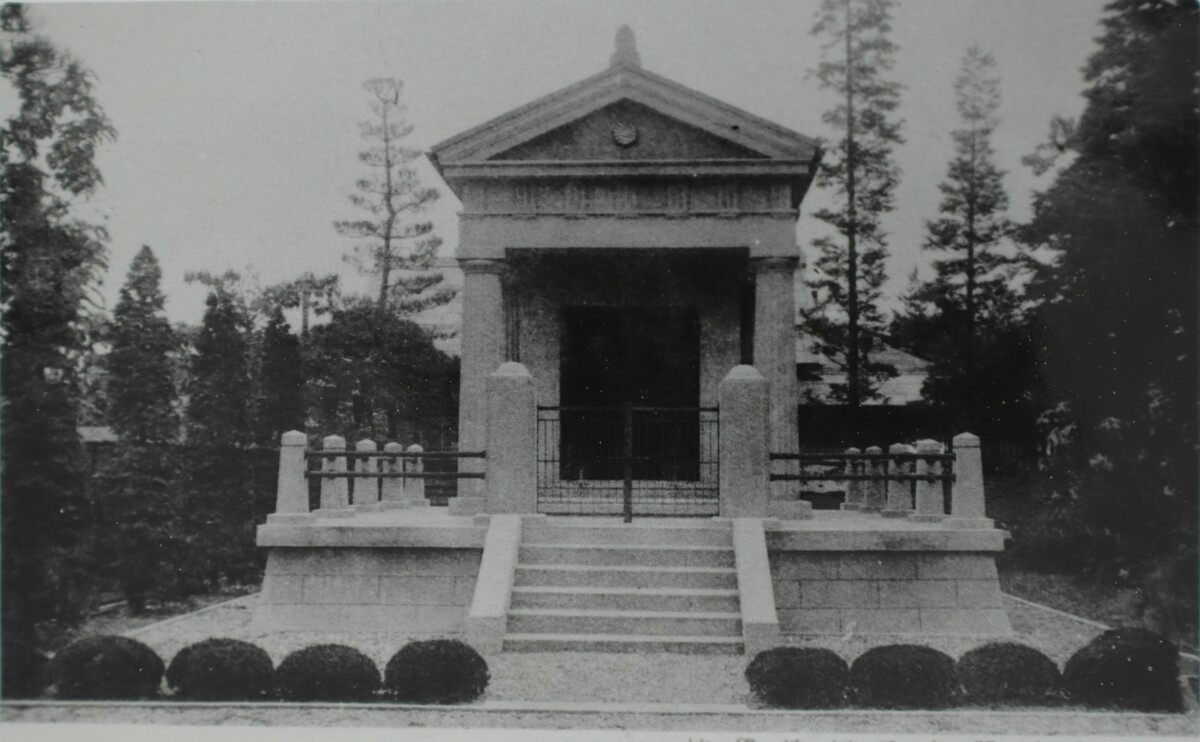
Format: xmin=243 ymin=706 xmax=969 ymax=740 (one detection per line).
xmin=746 ymin=627 xmax=1185 ymax=712
xmin=16 ymin=636 xmax=489 ymax=703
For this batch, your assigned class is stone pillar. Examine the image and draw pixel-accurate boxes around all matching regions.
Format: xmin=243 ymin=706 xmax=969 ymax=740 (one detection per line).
xmin=947 ymin=432 xmax=993 ymax=528
xmin=269 ymin=430 xmax=310 ymax=523
xmin=841 ymin=447 xmax=863 ymax=511
xmin=458 ymin=258 xmax=507 ymax=499
xmin=318 ymin=435 xmax=353 ymax=517
xmin=353 ymin=439 xmax=378 ymax=509
xmin=718 ymin=366 xmax=770 ymax=518
xmin=910 ymin=439 xmax=947 ymax=523
xmin=381 ymin=442 xmax=405 ymax=508
xmin=883 ymin=443 xmax=915 ymax=517
xmin=404 ymin=444 xmax=428 ymax=507
xmin=485 ymin=362 xmax=537 ymax=513
xmin=750 ymin=257 xmax=799 ymax=455
xmin=863 ymin=446 xmax=886 ymax=511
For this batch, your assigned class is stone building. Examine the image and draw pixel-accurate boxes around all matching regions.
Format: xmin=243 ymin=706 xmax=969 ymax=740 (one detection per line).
xmin=255 ymin=28 xmax=1010 ymax=654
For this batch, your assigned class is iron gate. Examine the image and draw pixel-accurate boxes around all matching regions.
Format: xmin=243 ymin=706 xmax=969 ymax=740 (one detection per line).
xmin=535 ymin=403 xmax=719 ymax=518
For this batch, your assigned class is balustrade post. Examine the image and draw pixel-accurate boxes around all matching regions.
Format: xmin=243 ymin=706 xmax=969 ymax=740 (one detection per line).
xmin=719 ymin=365 xmax=771 ymax=518
xmin=841 ymin=447 xmax=863 ymax=511
xmin=947 ymin=432 xmax=994 ymax=528
xmin=485 ymin=362 xmax=537 ymax=513
xmin=268 ymin=430 xmax=310 ymax=523
xmin=354 ymin=439 xmax=379 ymax=510
xmin=863 ymin=446 xmax=887 ymax=511
xmin=910 ymin=439 xmax=946 ymax=522
xmin=318 ymin=435 xmax=353 ymax=517
xmin=883 ymin=443 xmax=913 ymax=517
xmin=381 ymin=442 xmax=405 ymax=507
xmin=405 ymin=444 xmax=429 ymax=507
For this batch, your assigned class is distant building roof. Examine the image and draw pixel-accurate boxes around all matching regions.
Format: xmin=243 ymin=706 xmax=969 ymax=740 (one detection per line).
xmin=795 ymin=336 xmax=930 ymax=405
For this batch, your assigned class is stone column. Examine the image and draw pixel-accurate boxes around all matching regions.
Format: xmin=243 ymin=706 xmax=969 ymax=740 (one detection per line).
xmin=318 ymin=435 xmax=353 ymax=517
xmin=947 ymin=433 xmax=993 ymax=528
xmin=458 ymin=258 xmax=507 ymax=499
xmin=718 ymin=366 xmax=770 ymax=518
xmin=404 ymin=444 xmax=428 ymax=507
xmin=750 ymin=257 xmax=799 ymax=455
xmin=381 ymin=441 xmax=405 ymax=508
xmin=862 ymin=446 xmax=887 ymax=511
xmin=910 ymin=439 xmax=947 ymax=523
xmin=353 ymin=439 xmax=379 ymax=510
xmin=841 ymin=447 xmax=863 ymax=511
xmin=485 ymin=362 xmax=537 ymax=513
xmin=883 ymin=443 xmax=915 ymax=517
xmin=268 ymin=430 xmax=310 ymax=523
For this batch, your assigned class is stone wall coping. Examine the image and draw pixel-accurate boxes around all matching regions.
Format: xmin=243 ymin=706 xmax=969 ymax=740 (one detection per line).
xmin=765 ymin=526 xmax=1004 ymax=552
xmin=256 ymin=523 xmax=487 ymax=549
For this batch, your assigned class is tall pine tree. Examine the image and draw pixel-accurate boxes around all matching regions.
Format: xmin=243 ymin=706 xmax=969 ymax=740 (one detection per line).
xmin=803 ymin=0 xmax=904 ymax=406
xmin=334 ymin=78 xmax=453 ymax=315
xmin=181 ymin=275 xmax=257 ymax=589
xmin=891 ymin=47 xmax=1032 ymax=431
xmin=2 ymin=3 xmax=115 ymax=688
xmin=99 ymin=247 xmax=181 ymax=612
xmin=1021 ymin=0 xmax=1198 ymax=634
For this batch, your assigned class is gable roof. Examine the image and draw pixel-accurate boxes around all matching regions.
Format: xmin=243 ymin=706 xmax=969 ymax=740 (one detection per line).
xmin=429 ymin=27 xmax=820 ymax=172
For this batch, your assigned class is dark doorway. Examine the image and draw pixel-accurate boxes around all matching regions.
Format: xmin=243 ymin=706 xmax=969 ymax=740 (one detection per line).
xmin=559 ymin=306 xmax=701 ymax=481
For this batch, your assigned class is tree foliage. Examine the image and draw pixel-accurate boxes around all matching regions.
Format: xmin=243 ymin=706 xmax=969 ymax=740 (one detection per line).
xmin=1019 ymin=0 xmax=1198 ymax=634
xmin=1 ymin=3 xmax=116 ymax=661
xmin=890 ymin=47 xmax=1035 ymax=436
xmin=803 ymin=0 xmax=904 ymax=405
xmin=305 ymin=300 xmax=458 ymax=442
xmin=334 ymin=78 xmax=453 ymax=315
xmin=98 ymin=247 xmax=182 ymax=611
xmin=180 ymin=275 xmax=259 ymax=589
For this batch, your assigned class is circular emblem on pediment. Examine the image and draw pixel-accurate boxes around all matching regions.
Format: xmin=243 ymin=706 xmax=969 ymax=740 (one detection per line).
xmin=611 ymin=122 xmax=638 ymax=147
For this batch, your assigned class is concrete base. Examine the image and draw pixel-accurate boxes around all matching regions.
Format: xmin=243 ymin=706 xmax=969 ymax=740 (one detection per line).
xmin=449 ymin=496 xmax=487 ymax=516
xmin=768 ymin=500 xmax=813 ymax=520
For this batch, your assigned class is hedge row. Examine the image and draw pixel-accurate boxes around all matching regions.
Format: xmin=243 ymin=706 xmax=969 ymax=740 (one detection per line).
xmin=27 ymin=636 xmax=489 ymax=703
xmin=747 ymin=628 xmax=1186 ymax=712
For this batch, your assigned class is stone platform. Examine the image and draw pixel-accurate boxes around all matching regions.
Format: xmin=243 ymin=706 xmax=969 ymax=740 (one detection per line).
xmin=255 ymin=509 xmax=1010 ymax=646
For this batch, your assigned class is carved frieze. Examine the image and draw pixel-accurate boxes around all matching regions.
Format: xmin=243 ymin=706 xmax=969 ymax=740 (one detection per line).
xmin=459 ymin=178 xmax=793 ymax=217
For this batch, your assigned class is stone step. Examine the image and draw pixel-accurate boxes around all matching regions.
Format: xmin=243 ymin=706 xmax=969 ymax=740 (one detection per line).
xmin=508 ymin=608 xmax=741 ymax=637
xmin=521 ymin=523 xmax=731 ymax=547
xmin=503 ymin=632 xmax=744 ymax=655
xmin=514 ymin=564 xmax=738 ymax=590
xmin=519 ymin=543 xmax=734 ymax=568
xmin=510 ymin=586 xmax=740 ymax=612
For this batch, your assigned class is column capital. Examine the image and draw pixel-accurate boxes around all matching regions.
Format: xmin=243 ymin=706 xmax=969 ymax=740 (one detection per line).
xmin=749 ymin=256 xmax=799 ymax=274
xmin=459 ymin=258 xmax=507 ymax=276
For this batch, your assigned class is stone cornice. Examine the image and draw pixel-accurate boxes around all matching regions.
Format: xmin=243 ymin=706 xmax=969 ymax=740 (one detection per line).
xmin=459 ymin=258 xmax=507 ymax=275
xmin=750 ymin=256 xmax=800 ymax=274
xmin=439 ymin=159 xmax=813 ymax=180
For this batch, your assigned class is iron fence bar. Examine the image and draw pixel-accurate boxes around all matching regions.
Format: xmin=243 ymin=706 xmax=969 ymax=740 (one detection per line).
xmin=306 ymin=471 xmax=486 ymax=480
xmin=538 ymin=405 xmax=718 ymax=413
xmin=305 ymin=451 xmax=486 ymax=459
xmin=770 ymin=452 xmax=955 ymax=462
xmin=623 ymin=400 xmax=633 ymax=523
xmin=770 ymin=473 xmax=956 ymax=482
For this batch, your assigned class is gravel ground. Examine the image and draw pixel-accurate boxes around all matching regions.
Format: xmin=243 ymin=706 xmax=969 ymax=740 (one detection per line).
xmin=9 ymin=590 xmax=1188 ymax=734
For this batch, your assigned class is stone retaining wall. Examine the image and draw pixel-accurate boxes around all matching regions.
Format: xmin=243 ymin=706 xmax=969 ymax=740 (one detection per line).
xmin=254 ymin=547 xmax=481 ymax=633
xmin=769 ymin=551 xmax=1010 ymax=636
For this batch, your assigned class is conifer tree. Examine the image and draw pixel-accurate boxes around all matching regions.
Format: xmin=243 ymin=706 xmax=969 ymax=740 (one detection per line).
xmin=100 ymin=246 xmax=181 ymax=612
xmin=180 ymin=274 xmax=257 ymax=589
xmin=2 ymin=3 xmax=115 ymax=683
xmin=335 ymin=78 xmax=454 ymax=315
xmin=255 ymin=306 xmax=306 ymax=445
xmin=803 ymin=0 xmax=904 ymax=406
xmin=892 ymin=47 xmax=1028 ymax=422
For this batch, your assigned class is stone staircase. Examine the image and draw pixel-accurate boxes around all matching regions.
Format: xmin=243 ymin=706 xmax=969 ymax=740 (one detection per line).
xmin=503 ymin=519 xmax=744 ymax=654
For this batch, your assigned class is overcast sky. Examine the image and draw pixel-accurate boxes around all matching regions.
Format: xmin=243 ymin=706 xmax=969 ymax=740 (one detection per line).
xmin=23 ymin=0 xmax=1107 ymax=326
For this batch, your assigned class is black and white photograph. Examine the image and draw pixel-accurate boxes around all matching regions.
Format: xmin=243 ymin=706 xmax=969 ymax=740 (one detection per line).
xmin=1 ymin=0 xmax=1197 ymax=739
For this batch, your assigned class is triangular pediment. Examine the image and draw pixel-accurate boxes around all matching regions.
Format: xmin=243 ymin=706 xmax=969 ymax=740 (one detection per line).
xmin=490 ymin=99 xmax=768 ymax=162
xmin=431 ymin=63 xmax=819 ymax=167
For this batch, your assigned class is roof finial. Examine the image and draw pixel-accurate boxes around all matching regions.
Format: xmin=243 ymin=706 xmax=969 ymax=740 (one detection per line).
xmin=611 ymin=25 xmax=641 ymax=68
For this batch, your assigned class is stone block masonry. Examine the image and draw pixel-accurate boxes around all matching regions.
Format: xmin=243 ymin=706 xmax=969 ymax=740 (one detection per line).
xmin=770 ymin=551 xmax=1011 ymax=637
xmin=254 ymin=547 xmax=481 ymax=633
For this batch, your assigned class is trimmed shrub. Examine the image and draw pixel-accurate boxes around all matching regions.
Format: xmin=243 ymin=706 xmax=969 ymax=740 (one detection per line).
xmin=1063 ymin=627 xmax=1183 ymax=712
xmin=51 ymin=635 xmax=164 ymax=700
xmin=849 ymin=644 xmax=957 ymax=709
xmin=274 ymin=644 xmax=380 ymax=702
xmin=957 ymin=642 xmax=1061 ymax=705
xmin=2 ymin=638 xmax=48 ymax=698
xmin=167 ymin=638 xmax=274 ymax=700
xmin=744 ymin=647 xmax=848 ymax=709
xmin=384 ymin=639 xmax=489 ymax=704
